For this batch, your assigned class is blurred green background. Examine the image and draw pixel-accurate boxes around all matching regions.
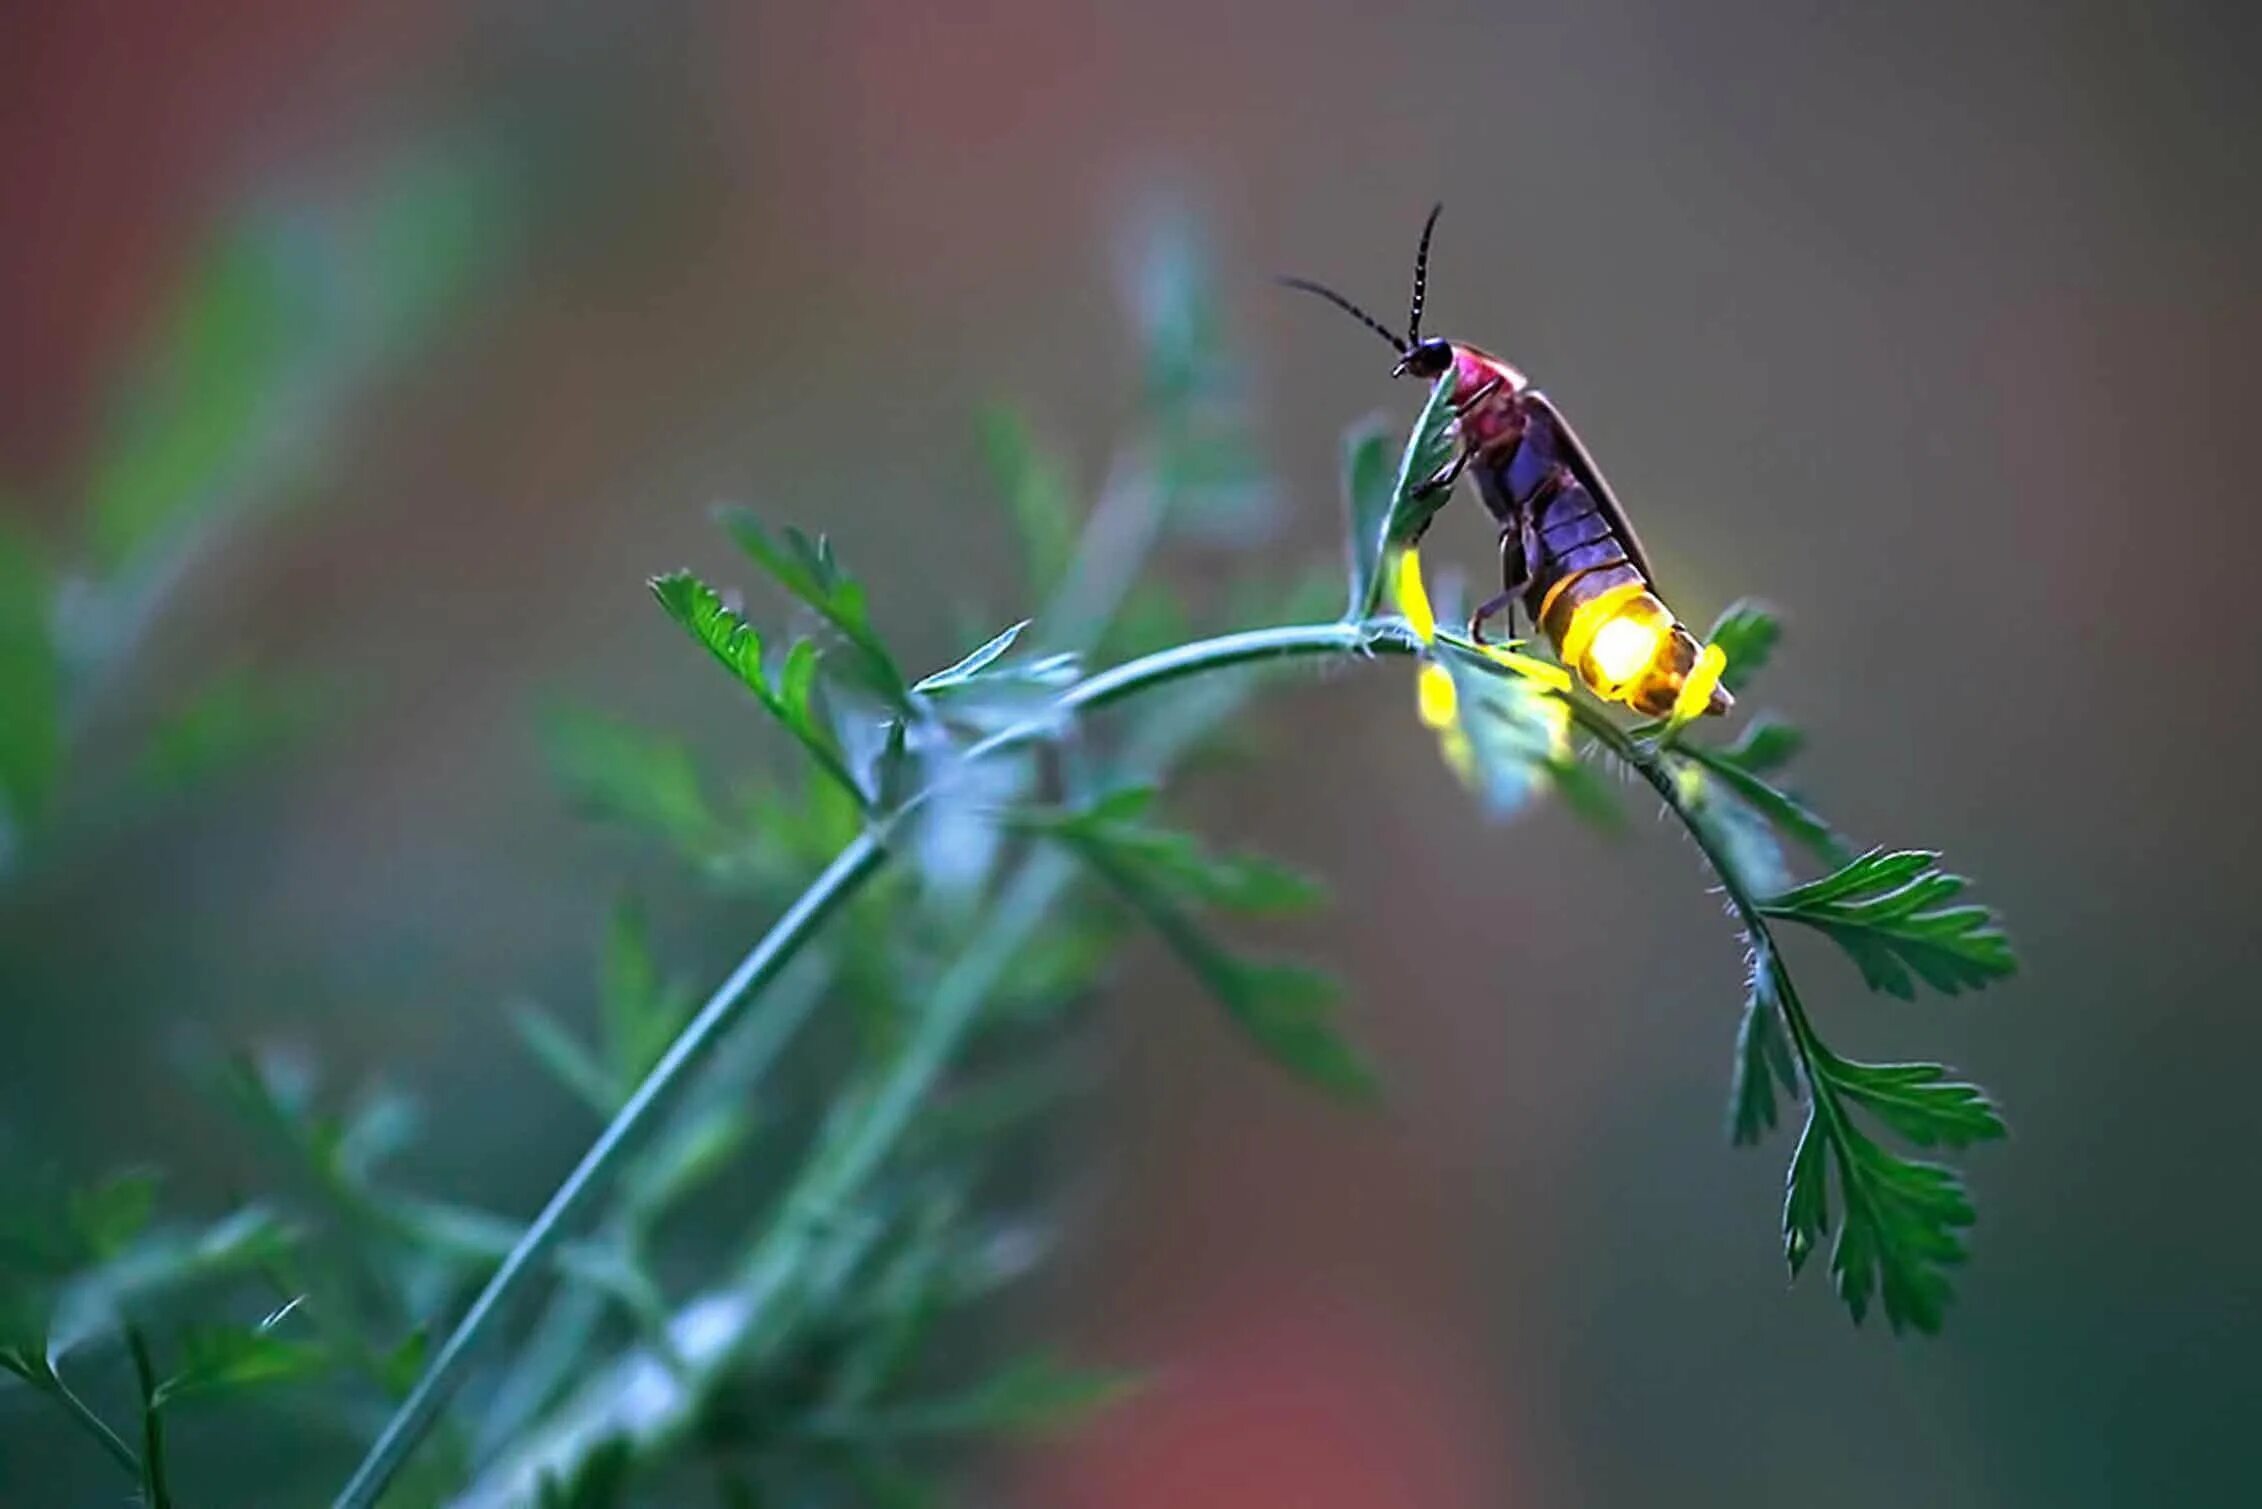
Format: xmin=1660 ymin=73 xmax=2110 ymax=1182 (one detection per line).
xmin=5 ymin=0 xmax=2258 ymax=1503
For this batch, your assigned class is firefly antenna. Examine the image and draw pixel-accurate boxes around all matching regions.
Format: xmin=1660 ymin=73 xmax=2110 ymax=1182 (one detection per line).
xmin=1276 ymin=276 xmax=1407 ymax=355
xmin=1407 ymin=202 xmax=1442 ymax=345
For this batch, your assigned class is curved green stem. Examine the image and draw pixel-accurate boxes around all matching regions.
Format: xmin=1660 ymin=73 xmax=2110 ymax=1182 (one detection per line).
xmin=333 ymin=834 xmax=885 ymax=1509
xmin=1541 ymin=677 xmax=1846 ymax=1133
xmin=42 ymin=1366 xmax=141 ymax=1480
xmin=333 ymin=617 xmax=1414 ymax=1509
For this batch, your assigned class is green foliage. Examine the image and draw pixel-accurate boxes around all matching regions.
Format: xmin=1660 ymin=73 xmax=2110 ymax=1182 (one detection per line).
xmin=1382 ymin=371 xmax=1463 ymax=553
xmin=1674 ymin=734 xmax=1847 ymax=868
xmin=720 ymin=511 xmax=910 ymax=709
xmin=911 ymin=620 xmax=1081 ymax=701
xmin=650 ymin=570 xmax=866 ymax=802
xmin=815 ymin=1352 xmax=1145 ymax=1441
xmin=85 ymin=228 xmax=310 ymax=569
xmin=1342 ymin=371 xmax=1460 ymax=621
xmin=1783 ymin=1107 xmax=1979 ymax=1334
xmin=1434 ymin=641 xmax=1616 ymax=826
xmin=1027 ymin=790 xmax=1374 ymax=1099
xmin=541 ymin=704 xmax=723 ymax=863
xmin=977 ymin=407 xmax=1080 ymax=596
xmin=5 ymin=227 xmax=2028 ymax=1506
xmin=1823 ymin=1055 xmax=2008 ymax=1150
xmin=1762 ymin=849 xmax=2016 ymax=998
xmin=1339 ymin=419 xmax=1395 ymax=621
xmin=1422 ymin=589 xmax=2013 ymax=1332
xmin=1704 ymin=599 xmax=1782 ymax=695
xmin=149 ymin=1320 xmax=326 ymax=1407
xmin=0 ymin=530 xmax=61 ymax=856
xmin=1728 ymin=974 xmax=1800 ymax=1146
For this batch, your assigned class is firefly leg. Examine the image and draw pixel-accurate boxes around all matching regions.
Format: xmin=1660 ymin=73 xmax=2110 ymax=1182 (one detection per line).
xmin=1454 ymin=376 xmax=1505 ymax=416
xmin=1467 ymin=527 xmax=1529 ymax=644
xmin=1408 ymin=447 xmax=1471 ymax=503
xmin=1467 ymin=592 xmax=1516 ymax=644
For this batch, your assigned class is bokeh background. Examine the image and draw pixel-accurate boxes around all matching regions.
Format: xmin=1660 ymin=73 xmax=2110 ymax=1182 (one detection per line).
xmin=6 ymin=0 xmax=2260 ymax=1503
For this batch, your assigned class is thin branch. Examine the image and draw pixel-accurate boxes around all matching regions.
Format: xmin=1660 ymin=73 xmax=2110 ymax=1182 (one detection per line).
xmin=39 ymin=1366 xmax=143 ymax=1480
xmin=126 ymin=1326 xmax=172 ymax=1509
xmin=332 ymin=834 xmax=886 ymax=1509
xmin=334 ymin=617 xmax=1411 ymax=1509
xmin=1537 ymin=669 xmax=1851 ymax=1139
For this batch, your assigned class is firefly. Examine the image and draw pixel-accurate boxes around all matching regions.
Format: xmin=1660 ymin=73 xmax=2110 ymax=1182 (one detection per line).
xmin=1283 ymin=206 xmax=1731 ymax=719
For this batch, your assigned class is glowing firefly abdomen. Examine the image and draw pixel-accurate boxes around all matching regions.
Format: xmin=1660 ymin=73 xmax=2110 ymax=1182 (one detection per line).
xmin=1478 ymin=400 xmax=1727 ymax=718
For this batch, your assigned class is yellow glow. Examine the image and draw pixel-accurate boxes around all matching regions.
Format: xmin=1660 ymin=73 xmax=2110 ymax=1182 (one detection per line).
xmin=1478 ymin=642 xmax=1573 ymax=694
xmin=1587 ymin=614 xmax=1665 ymax=687
xmin=1670 ymin=643 xmax=1730 ymax=726
xmin=1416 ymin=662 xmax=1459 ymax=729
xmin=1557 ymin=581 xmax=1648 ymax=674
xmin=1395 ymin=549 xmax=1437 ymax=643
xmin=1439 ymin=722 xmax=1477 ymax=783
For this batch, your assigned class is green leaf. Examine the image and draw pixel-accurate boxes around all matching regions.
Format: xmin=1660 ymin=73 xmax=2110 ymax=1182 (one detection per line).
xmin=1342 ymin=374 xmax=1461 ymax=622
xmin=1765 ymin=848 xmax=1934 ymax=908
xmin=541 ymin=705 xmax=720 ymax=859
xmin=1780 ymin=1084 xmax=1990 ymax=1332
xmin=1705 ymin=599 xmax=1781 ymax=695
xmin=1782 ymin=1109 xmax=1830 ymax=1277
xmin=1686 ymin=748 xmax=1844 ymax=868
xmin=911 ymin=620 xmax=1080 ymax=702
xmin=914 ymin=620 xmax=1029 ymax=693
xmin=511 ymin=1004 xmax=617 ymax=1116
xmin=1381 ymin=371 xmax=1462 ymax=555
xmin=1036 ymin=798 xmax=1375 ymax=1099
xmin=651 ymin=570 xmax=770 ymax=698
xmin=623 ymin=1104 xmax=753 ymax=1224
xmin=1762 ymin=849 xmax=2017 ymax=998
xmin=45 ymin=1207 xmax=297 ymax=1361
xmin=537 ymin=1436 xmax=635 ymax=1509
xmin=718 ymin=510 xmax=907 ymax=707
xmin=1724 ymin=714 xmax=1803 ymax=775
xmin=600 ymin=901 xmax=689 ymax=1087
xmin=151 ymin=1323 xmax=325 ymax=1406
xmin=1433 ymin=644 xmax=1616 ymax=827
xmin=377 ymin=1326 xmax=428 ymax=1399
xmin=1826 ymin=1123 xmax=1979 ymax=1334
xmin=1339 ymin=417 xmax=1393 ymax=622
xmin=554 ymin=1240 xmax=669 ymax=1336
xmin=1728 ymin=972 xmax=1800 ymax=1147
xmin=71 ymin=1170 xmax=163 ymax=1261
xmin=1822 ymin=1056 xmax=2008 ymax=1150
xmin=0 ymin=1167 xmax=162 ymax=1278
xmin=1033 ymin=789 xmax=1326 ymax=915
xmin=977 ymin=406 xmax=1079 ymax=595
xmin=649 ymin=570 xmax=864 ymax=802
xmin=1127 ymin=897 xmax=1368 ymax=1097
xmin=1672 ymin=757 xmax=1789 ymax=896
xmin=377 ymin=1197 xmax=521 ymax=1265
xmin=0 ymin=529 xmax=61 ymax=853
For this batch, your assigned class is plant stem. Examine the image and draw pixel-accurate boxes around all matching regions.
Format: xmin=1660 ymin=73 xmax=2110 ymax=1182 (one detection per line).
xmin=1546 ymin=682 xmax=1844 ymax=1128
xmin=334 ymin=617 xmax=1411 ymax=1509
xmin=333 ymin=834 xmax=885 ymax=1509
xmin=126 ymin=1326 xmax=171 ymax=1509
xmin=41 ymin=1367 xmax=142 ymax=1480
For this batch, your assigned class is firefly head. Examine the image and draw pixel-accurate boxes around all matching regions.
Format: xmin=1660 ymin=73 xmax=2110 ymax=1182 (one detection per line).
xmin=1278 ymin=201 xmax=1452 ymax=382
xmin=1394 ymin=337 xmax=1454 ymax=381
